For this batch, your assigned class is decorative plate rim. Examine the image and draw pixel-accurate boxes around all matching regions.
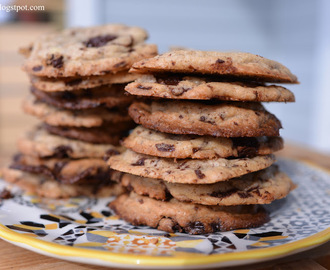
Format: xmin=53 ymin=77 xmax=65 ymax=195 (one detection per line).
xmin=0 ymin=224 xmax=329 ymax=268
xmin=0 ymin=158 xmax=329 ymax=268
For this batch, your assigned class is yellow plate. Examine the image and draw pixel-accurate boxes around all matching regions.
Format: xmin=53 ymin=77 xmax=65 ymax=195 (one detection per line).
xmin=0 ymin=158 xmax=329 ymax=269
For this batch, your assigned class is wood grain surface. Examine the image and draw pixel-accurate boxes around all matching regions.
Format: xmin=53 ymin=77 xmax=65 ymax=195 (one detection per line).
xmin=0 ymin=23 xmax=329 ymax=270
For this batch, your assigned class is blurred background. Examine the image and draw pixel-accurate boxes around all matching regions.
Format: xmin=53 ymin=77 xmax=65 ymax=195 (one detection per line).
xmin=0 ymin=0 xmax=329 ymax=166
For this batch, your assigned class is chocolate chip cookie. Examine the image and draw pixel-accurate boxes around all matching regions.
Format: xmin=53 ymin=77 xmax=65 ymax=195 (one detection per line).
xmin=125 ymin=74 xmax=295 ymax=102
xmin=109 ymin=191 xmax=269 ymax=234
xmin=23 ymin=96 xmax=132 ymax=127
xmin=129 ymin=100 xmax=282 ymax=137
xmin=10 ymin=153 xmax=111 ymax=184
xmin=108 ymin=149 xmax=275 ymax=184
xmin=123 ymin=126 xmax=283 ymax=159
xmin=130 ymin=50 xmax=298 ymax=83
xmin=0 ymin=167 xmax=124 ymax=199
xmin=31 ymin=84 xmax=134 ymax=110
xmin=30 ymin=72 xmax=139 ymax=92
xmin=17 ymin=127 xmax=123 ymax=159
xmin=114 ymin=165 xmax=295 ymax=205
xmin=20 ymin=24 xmax=158 ymax=77
xmin=43 ymin=123 xmax=132 ymax=145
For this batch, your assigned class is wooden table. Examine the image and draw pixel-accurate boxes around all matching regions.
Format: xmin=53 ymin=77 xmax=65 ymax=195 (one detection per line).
xmin=0 ymin=23 xmax=329 ymax=269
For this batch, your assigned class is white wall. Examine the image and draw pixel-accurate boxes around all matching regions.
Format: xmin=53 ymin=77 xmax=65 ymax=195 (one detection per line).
xmin=66 ymin=0 xmax=330 ymax=154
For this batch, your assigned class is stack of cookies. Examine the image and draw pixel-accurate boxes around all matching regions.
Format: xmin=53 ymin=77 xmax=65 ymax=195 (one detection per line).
xmin=108 ymin=50 xmax=297 ymax=234
xmin=0 ymin=24 xmax=157 ymax=198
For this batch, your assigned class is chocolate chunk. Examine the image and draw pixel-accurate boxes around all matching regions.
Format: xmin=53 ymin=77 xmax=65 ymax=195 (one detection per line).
xmin=32 ymin=65 xmax=43 ymax=71
xmin=137 ymin=85 xmax=152 ymax=90
xmin=216 ymin=59 xmax=225 ymax=64
xmin=210 ymin=222 xmax=221 ymax=232
xmin=200 ymin=116 xmax=206 ymax=122
xmin=156 ymin=76 xmax=181 ymax=86
xmin=155 ymin=143 xmax=175 ymax=152
xmin=237 ymin=192 xmax=253 ymax=199
xmin=199 ymin=116 xmax=215 ymax=125
xmin=186 ymin=221 xmax=205 ymax=234
xmin=138 ymin=199 xmax=144 ymax=204
xmin=53 ymin=145 xmax=73 ymax=158
xmin=232 ymin=137 xmax=260 ymax=157
xmin=171 ymin=221 xmax=182 ymax=232
xmin=83 ymin=34 xmax=117 ymax=48
xmin=194 ymin=169 xmax=205 ymax=179
xmin=47 ymin=55 xmax=64 ymax=68
xmin=131 ymin=158 xmax=146 ymax=166
xmin=209 ymin=189 xmax=238 ymax=198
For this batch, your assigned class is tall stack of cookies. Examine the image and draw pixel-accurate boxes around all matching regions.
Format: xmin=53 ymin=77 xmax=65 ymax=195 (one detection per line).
xmin=108 ymin=50 xmax=297 ymax=234
xmin=0 ymin=24 xmax=157 ymax=198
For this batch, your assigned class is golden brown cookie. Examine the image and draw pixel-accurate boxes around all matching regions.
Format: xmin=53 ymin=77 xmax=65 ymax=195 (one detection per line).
xmin=10 ymin=153 xmax=111 ymax=184
xmin=23 ymin=96 xmax=131 ymax=127
xmin=20 ymin=24 xmax=158 ymax=77
xmin=123 ymin=126 xmax=283 ymax=159
xmin=43 ymin=124 xmax=133 ymax=145
xmin=0 ymin=167 xmax=124 ymax=199
xmin=108 ymin=149 xmax=275 ymax=184
xmin=31 ymin=85 xmax=133 ymax=110
xmin=130 ymin=50 xmax=298 ymax=83
xmin=125 ymin=74 xmax=295 ymax=102
xmin=129 ymin=100 xmax=282 ymax=137
xmin=30 ymin=71 xmax=139 ymax=92
xmin=114 ymin=165 xmax=295 ymax=205
xmin=17 ymin=127 xmax=123 ymax=159
xmin=109 ymin=191 xmax=269 ymax=234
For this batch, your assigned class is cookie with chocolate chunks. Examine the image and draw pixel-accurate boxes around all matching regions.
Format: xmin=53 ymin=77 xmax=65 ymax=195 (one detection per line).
xmin=108 ymin=149 xmax=275 ymax=184
xmin=0 ymin=167 xmax=124 ymax=199
xmin=123 ymin=126 xmax=283 ymax=159
xmin=31 ymin=84 xmax=134 ymax=110
xmin=130 ymin=50 xmax=298 ymax=83
xmin=10 ymin=153 xmax=112 ymax=184
xmin=43 ymin=123 xmax=133 ymax=145
xmin=109 ymin=191 xmax=269 ymax=234
xmin=30 ymin=71 xmax=139 ymax=92
xmin=17 ymin=127 xmax=123 ymax=159
xmin=129 ymin=100 xmax=282 ymax=137
xmin=125 ymin=74 xmax=295 ymax=102
xmin=20 ymin=24 xmax=158 ymax=77
xmin=23 ymin=96 xmax=132 ymax=127
xmin=114 ymin=165 xmax=295 ymax=205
